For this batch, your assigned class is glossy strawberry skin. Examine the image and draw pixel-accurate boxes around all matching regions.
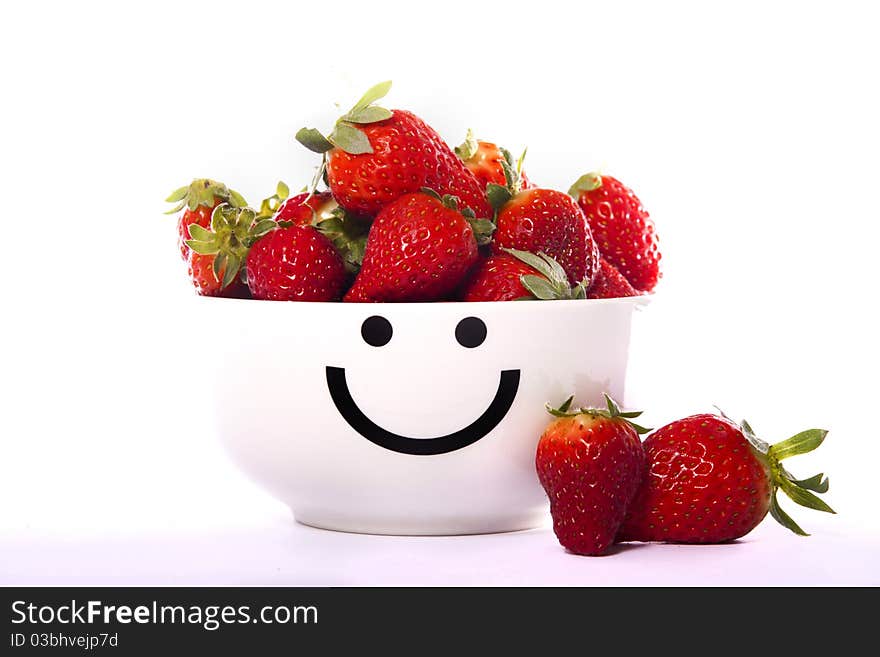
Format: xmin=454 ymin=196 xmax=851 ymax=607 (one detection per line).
xmin=327 ymin=110 xmax=491 ymax=220
xmin=618 ymin=414 xmax=772 ymax=544
xmin=463 ymin=140 xmax=533 ymax=190
xmin=344 ymin=192 xmax=478 ymax=302
xmin=574 ymin=175 xmax=661 ymax=293
xmin=458 ymin=254 xmax=537 ymax=301
xmin=537 ymin=414 xmax=645 ymax=556
xmin=178 ymin=203 xmax=219 ymax=261
xmin=492 ymin=188 xmax=599 ymax=287
xmin=588 ymin=258 xmax=639 ymax=299
xmin=246 ymin=225 xmax=346 ymax=302
xmin=274 ymin=191 xmax=336 ymax=226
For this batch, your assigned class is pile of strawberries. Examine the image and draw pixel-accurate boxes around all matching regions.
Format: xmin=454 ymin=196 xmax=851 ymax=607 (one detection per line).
xmin=165 ymin=82 xmax=660 ymax=302
xmin=535 ymin=396 xmax=834 ymax=556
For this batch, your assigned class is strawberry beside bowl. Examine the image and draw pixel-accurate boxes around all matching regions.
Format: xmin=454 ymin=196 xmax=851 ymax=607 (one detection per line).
xmin=206 ymin=296 xmax=649 ymax=535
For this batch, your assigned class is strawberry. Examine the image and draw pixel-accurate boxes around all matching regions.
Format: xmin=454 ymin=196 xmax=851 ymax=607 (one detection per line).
xmin=344 ymin=190 xmax=486 ymax=303
xmin=186 ymin=251 xmax=249 ymax=298
xmin=271 ymin=190 xmax=369 ymax=274
xmin=273 ymin=190 xmax=336 ymax=226
xmin=587 ymin=258 xmax=639 ymax=299
xmin=165 ymin=179 xmax=247 ymax=261
xmin=618 ymin=414 xmax=834 ymax=544
xmin=459 ymin=249 xmax=586 ymax=302
xmin=569 ymin=173 xmax=661 ymax=293
xmin=246 ymin=223 xmax=347 ymax=302
xmin=454 ymin=129 xmax=532 ymax=190
xmin=184 ymin=204 xmax=276 ymax=297
xmin=296 ymin=81 xmax=491 ymax=220
xmin=488 ymin=159 xmax=599 ymax=287
xmin=536 ymin=395 xmax=648 ymax=556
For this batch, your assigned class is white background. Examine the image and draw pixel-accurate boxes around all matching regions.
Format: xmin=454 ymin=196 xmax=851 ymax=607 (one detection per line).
xmin=2 ymin=0 xmax=878 ymax=585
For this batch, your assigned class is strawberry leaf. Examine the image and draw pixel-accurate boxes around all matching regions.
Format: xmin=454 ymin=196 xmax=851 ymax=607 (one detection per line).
xmin=568 ymin=172 xmax=603 ymax=198
xmin=296 ymin=128 xmax=334 ymax=154
xmin=212 ymin=252 xmax=227 ymax=281
xmin=350 ymin=80 xmax=392 ymax=113
xmin=165 ymin=186 xmax=189 ymax=203
xmin=343 ymin=106 xmax=393 ymax=124
xmin=546 ymin=395 xmax=576 ymax=417
xmin=186 ymin=239 xmax=220 ymax=255
xmin=769 ymin=491 xmax=809 ymax=536
xmin=164 ymin=201 xmax=185 ymax=215
xmin=229 ymin=190 xmax=247 ymax=208
xmin=329 ymin=122 xmax=373 ymax=155
xmin=468 ymin=219 xmax=496 ymax=246
xmin=486 ymin=183 xmax=512 ymax=211
xmin=789 ymin=473 xmax=829 ymax=493
xmin=187 ymin=224 xmax=213 ymax=241
xmin=516 ymin=148 xmax=528 ymax=177
xmin=779 ymin=478 xmax=836 ymax=514
xmin=455 ymin=129 xmax=479 ymax=160
xmin=769 ymin=429 xmax=828 ymax=461
xmin=520 ymin=275 xmax=558 ymax=300
xmin=222 ymin=254 xmax=241 ymax=289
xmin=759 ymin=424 xmax=834 ymax=536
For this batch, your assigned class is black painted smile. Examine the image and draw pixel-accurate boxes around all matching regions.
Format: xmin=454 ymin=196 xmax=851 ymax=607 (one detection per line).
xmin=325 ymin=367 xmax=521 ymax=456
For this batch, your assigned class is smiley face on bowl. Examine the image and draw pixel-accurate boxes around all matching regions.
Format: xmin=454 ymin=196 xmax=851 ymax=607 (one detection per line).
xmin=327 ymin=315 xmax=521 ymax=456
xmin=207 ymin=297 xmax=646 ymax=535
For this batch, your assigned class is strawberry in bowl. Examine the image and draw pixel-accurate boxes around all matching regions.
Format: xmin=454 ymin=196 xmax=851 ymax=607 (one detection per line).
xmin=163 ymin=82 xmax=656 ymax=535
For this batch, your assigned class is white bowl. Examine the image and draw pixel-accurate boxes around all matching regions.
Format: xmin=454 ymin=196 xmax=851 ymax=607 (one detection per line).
xmin=205 ymin=297 xmax=648 ymax=535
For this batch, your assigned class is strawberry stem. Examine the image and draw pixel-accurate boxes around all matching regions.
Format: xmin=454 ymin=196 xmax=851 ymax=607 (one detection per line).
xmin=742 ymin=421 xmax=834 ymax=536
xmin=545 ymin=394 xmax=651 ymax=434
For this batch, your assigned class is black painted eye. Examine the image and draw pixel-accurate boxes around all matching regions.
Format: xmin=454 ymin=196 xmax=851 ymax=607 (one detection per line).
xmin=361 ymin=315 xmax=393 ymax=347
xmin=455 ymin=317 xmax=487 ymax=348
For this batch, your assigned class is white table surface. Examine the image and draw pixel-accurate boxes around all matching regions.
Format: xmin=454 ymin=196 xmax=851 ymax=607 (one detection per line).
xmin=3 ymin=506 xmax=876 ymax=586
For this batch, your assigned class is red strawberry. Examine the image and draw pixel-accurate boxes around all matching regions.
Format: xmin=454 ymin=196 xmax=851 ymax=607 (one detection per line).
xmin=619 ymin=414 xmax=834 ymax=543
xmin=454 ymin=129 xmax=533 ymax=190
xmin=184 ymin=204 xmax=276 ymax=297
xmin=186 ymin=251 xmax=249 ymax=298
xmin=296 ymin=81 xmax=491 ymax=220
xmin=569 ymin=173 xmax=661 ymax=293
xmin=536 ymin=395 xmax=648 ymax=556
xmin=273 ymin=190 xmax=337 ymax=226
xmin=344 ymin=190 xmax=484 ymax=302
xmin=165 ymin=179 xmax=247 ymax=261
xmin=587 ymin=258 xmax=639 ymax=299
xmin=459 ymin=249 xmax=586 ymax=302
xmin=246 ymin=224 xmax=347 ymax=302
xmin=272 ymin=190 xmax=370 ymax=274
xmin=491 ymin=184 xmax=599 ymax=287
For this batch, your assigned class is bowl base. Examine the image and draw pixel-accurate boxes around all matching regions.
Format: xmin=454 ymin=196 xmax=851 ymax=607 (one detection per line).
xmin=292 ymin=508 xmax=548 ymax=536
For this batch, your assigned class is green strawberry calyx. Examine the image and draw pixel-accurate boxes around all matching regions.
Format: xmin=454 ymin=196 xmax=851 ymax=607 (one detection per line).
xmin=736 ymin=418 xmax=835 ymax=536
xmin=568 ymin=172 xmax=604 ymax=199
xmin=256 ymin=180 xmax=291 ymax=219
xmin=185 ymin=204 xmax=276 ymax=288
xmin=295 ymin=81 xmax=393 ymax=196
xmin=486 ymin=147 xmax=528 ymax=211
xmin=545 ymin=394 xmax=651 ymax=435
xmin=313 ymin=206 xmax=370 ymax=274
xmin=419 ymin=187 xmax=496 ymax=246
xmin=454 ymin=128 xmax=480 ymax=161
xmin=503 ymin=248 xmax=586 ymax=301
xmin=164 ymin=178 xmax=246 ymax=215
xmin=295 ymin=80 xmax=393 ymax=157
